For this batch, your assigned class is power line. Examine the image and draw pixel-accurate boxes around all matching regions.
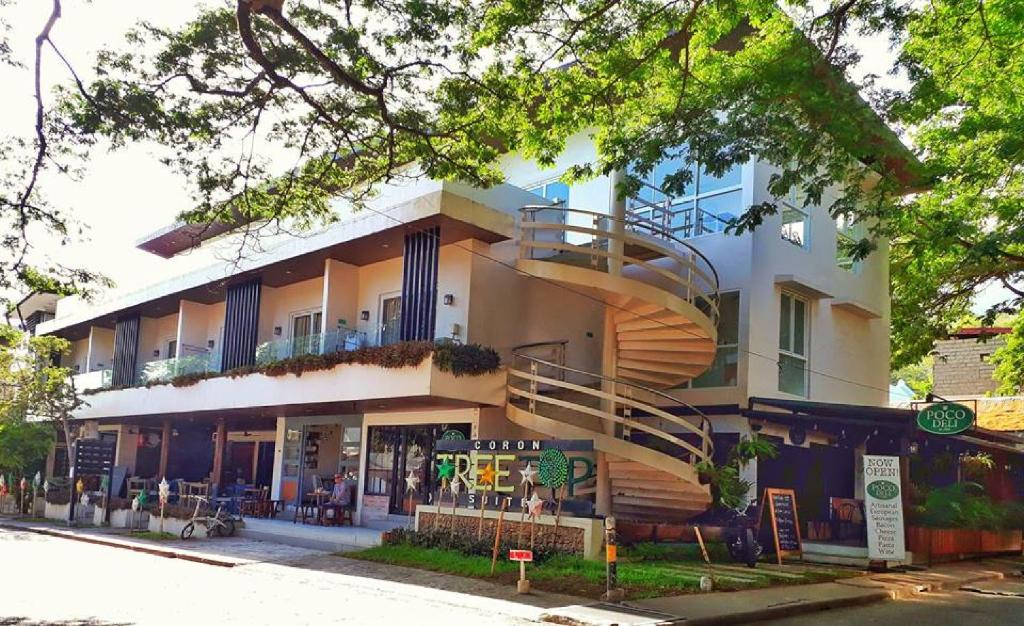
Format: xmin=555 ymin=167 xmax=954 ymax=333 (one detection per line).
xmin=348 ymin=194 xmax=898 ymax=399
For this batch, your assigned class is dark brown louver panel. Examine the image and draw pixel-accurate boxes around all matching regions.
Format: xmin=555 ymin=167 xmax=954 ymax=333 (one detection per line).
xmin=220 ymin=277 xmax=262 ymax=371
xmin=111 ymin=314 xmax=140 ymax=387
xmin=400 ymin=226 xmax=440 ymax=342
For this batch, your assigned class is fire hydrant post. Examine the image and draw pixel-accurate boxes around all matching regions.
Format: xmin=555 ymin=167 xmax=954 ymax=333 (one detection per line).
xmin=602 ymin=516 xmax=625 ymax=602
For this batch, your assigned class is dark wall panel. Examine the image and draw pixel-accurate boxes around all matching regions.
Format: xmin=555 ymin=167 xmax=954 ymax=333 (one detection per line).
xmin=220 ymin=278 xmax=262 ymax=371
xmin=400 ymin=226 xmax=440 ymax=341
xmin=111 ymin=314 xmax=140 ymax=387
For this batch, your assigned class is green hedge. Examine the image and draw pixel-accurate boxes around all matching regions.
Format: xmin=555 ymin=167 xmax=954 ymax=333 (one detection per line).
xmin=382 ymin=527 xmax=564 ymax=563
xmin=85 ymin=340 xmax=501 ymax=395
xmin=908 ymin=483 xmax=1024 ymax=531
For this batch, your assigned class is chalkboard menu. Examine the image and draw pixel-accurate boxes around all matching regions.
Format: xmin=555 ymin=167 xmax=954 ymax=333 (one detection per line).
xmin=760 ymin=488 xmax=803 ymax=564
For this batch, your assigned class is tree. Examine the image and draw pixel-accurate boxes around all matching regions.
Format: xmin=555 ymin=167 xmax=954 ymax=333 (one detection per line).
xmin=886 ymin=0 xmax=1024 ymax=367
xmin=890 ymin=355 xmax=932 ymax=399
xmin=0 ymin=325 xmax=85 ymax=476
xmin=4 ymin=1 xmax=1022 ymax=374
xmin=991 ymin=315 xmax=1024 ymax=395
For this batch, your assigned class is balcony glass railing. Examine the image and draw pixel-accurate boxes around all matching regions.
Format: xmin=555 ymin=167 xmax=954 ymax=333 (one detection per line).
xmin=136 ymin=350 xmax=223 ymax=385
xmin=72 ymin=369 xmax=112 ymax=392
xmin=255 ymin=329 xmax=368 ymax=366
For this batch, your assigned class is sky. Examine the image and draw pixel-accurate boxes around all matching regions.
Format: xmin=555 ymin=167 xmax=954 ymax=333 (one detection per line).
xmin=0 ymin=1 xmax=1011 ymax=313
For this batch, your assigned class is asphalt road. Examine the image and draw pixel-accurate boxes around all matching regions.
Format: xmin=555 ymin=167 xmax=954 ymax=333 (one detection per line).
xmin=763 ymin=582 xmax=1024 ymax=625
xmin=0 ymin=528 xmax=554 ymax=625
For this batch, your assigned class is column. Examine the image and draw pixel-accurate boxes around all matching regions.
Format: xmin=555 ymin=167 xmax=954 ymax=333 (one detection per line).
xmin=158 ymin=420 xmax=171 ymax=479
xmin=211 ymin=418 xmax=227 ymax=494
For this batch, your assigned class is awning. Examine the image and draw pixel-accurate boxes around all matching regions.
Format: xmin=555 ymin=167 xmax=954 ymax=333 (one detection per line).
xmin=744 ymin=396 xmax=1024 ymax=454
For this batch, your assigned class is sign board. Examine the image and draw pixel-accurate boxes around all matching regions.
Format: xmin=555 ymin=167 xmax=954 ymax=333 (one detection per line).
xmin=74 ymin=439 xmax=115 ymax=475
xmin=436 ymin=439 xmax=594 ymax=452
xmin=915 ymin=402 xmax=974 ymax=435
xmin=508 ymin=549 xmax=533 ymax=562
xmin=760 ymin=488 xmax=802 ymax=564
xmin=863 ymin=455 xmax=906 ymax=562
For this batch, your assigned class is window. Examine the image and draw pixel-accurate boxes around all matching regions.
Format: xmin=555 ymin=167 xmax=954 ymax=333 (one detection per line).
xmin=290 ymin=310 xmax=323 ymax=356
xmin=778 ymin=292 xmax=809 ymax=396
xmin=980 ymin=353 xmax=991 ymax=363
xmin=690 ymin=291 xmax=740 ymax=388
xmin=835 ymin=214 xmax=864 ymax=272
xmin=526 ymin=180 xmax=570 ymax=205
xmin=627 ymin=149 xmax=742 ymax=239
xmin=780 ymin=188 xmax=810 ymax=248
xmin=166 ymin=340 xmax=177 ymax=359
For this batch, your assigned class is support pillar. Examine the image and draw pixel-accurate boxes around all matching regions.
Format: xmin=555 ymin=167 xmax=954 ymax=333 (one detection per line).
xmin=158 ymin=420 xmax=171 ymax=479
xmin=596 ymin=173 xmax=626 ymax=517
xmin=211 ymin=418 xmax=226 ymax=495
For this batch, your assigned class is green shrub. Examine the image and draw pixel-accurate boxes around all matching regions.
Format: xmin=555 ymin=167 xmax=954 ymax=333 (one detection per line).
xmin=382 ymin=527 xmax=562 ymax=563
xmin=911 ymin=483 xmax=1014 ymax=531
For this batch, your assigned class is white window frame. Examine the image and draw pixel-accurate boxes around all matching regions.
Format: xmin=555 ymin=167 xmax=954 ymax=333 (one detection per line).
xmin=780 ymin=188 xmax=811 ymax=249
xmin=835 ymin=215 xmax=863 ymax=273
xmin=683 ymin=290 xmax=740 ymax=389
xmin=627 ymin=159 xmax=743 ymax=240
xmin=288 ymin=308 xmax=323 ymax=339
xmin=778 ymin=291 xmax=809 ymax=397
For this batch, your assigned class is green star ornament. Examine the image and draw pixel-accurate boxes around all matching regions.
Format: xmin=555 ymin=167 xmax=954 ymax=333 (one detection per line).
xmin=436 ymin=458 xmax=456 ymax=483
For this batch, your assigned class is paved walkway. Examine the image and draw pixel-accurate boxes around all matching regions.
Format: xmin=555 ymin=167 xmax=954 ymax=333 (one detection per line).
xmin=541 ymin=558 xmax=1024 ymax=625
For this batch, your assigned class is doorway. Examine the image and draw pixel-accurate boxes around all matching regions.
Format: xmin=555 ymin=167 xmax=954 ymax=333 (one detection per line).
xmin=378 ymin=293 xmax=402 ymax=346
xmin=291 ymin=310 xmax=323 ymax=356
xmin=364 ymin=423 xmax=471 ymax=514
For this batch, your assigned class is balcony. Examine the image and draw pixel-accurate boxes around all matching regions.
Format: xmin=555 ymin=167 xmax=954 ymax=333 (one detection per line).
xmin=254 ymin=329 xmax=368 ymax=365
xmin=72 ymin=369 xmax=112 ymax=392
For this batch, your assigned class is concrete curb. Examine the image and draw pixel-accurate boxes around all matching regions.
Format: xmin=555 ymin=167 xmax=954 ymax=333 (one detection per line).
xmin=675 ymin=590 xmax=891 ymax=625
xmin=0 ymin=522 xmax=239 ymax=567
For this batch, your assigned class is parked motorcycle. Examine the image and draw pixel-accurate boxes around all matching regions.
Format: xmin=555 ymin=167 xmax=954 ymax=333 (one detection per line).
xmin=724 ymin=502 xmax=763 ymax=568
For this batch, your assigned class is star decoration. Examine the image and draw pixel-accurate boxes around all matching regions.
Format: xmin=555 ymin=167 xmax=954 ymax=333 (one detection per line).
xmin=436 ymin=458 xmax=455 ymax=482
xmin=519 ymin=461 xmax=536 ymax=486
xmin=450 ymin=476 xmax=462 ymax=496
xmin=478 ymin=463 xmax=496 ymax=486
xmin=526 ymin=492 xmax=546 ymax=518
xmin=405 ymin=470 xmax=420 ymax=493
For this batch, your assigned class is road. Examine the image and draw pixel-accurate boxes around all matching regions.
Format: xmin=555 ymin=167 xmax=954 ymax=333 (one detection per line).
xmin=0 ymin=529 xmax=562 ymax=626
xmin=764 ymin=582 xmax=1024 ymax=625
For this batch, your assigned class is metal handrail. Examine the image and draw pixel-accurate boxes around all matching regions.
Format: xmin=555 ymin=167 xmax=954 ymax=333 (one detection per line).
xmin=520 ymin=204 xmax=721 ymax=292
xmin=509 ymin=352 xmax=714 ymax=463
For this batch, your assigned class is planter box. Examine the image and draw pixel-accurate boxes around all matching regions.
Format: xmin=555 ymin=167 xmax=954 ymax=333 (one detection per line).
xmin=33 ymin=496 xmax=45 ymax=517
xmin=44 ymin=502 xmax=69 ymax=521
xmin=908 ymin=526 xmax=1023 ymax=564
xmin=148 ymin=514 xmax=191 ymax=537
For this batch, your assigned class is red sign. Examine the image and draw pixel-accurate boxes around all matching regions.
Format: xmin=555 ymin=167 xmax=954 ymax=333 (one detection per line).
xmin=508 ymin=549 xmax=533 ymax=562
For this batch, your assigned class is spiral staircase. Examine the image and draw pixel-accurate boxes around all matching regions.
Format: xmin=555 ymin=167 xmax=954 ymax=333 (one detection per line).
xmin=506 ymin=206 xmax=721 ymax=522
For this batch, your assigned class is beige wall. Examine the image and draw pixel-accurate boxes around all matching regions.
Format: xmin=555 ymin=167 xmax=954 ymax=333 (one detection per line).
xmin=356 ymin=256 xmax=404 ymax=343
xmin=63 ymin=337 xmax=90 ymax=373
xmin=258 ymin=276 xmax=324 ymax=344
xmin=322 ymin=259 xmax=359 ymax=334
xmin=86 ymin=327 xmax=114 ymax=371
xmin=138 ymin=313 xmax=179 ymax=367
xmin=933 ymin=336 xmax=1005 ymax=397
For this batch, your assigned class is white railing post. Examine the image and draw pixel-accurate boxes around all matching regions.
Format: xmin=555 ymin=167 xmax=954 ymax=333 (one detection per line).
xmin=529 ymin=360 xmax=538 ymax=414
xmin=621 ymin=386 xmax=633 ymax=441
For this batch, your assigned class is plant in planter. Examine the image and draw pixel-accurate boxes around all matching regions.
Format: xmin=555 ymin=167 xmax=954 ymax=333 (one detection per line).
xmin=960 ymin=452 xmax=995 ymax=482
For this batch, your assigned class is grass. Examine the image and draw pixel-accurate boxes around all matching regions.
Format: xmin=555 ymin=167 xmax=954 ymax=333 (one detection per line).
xmin=130 ymin=531 xmax=178 ymax=542
xmin=344 ymin=542 xmax=860 ymax=600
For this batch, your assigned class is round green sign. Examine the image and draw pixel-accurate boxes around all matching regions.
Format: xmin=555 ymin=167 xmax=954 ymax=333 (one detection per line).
xmin=916 ymin=402 xmax=974 ymax=435
xmin=866 ymin=479 xmax=900 ymax=500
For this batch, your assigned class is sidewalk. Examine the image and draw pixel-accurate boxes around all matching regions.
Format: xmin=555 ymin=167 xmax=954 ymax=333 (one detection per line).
xmin=540 ymin=557 xmax=1024 ymax=626
xmin=0 ymin=517 xmax=325 ymax=567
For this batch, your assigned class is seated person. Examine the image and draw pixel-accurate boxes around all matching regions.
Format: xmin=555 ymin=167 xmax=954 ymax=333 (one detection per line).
xmin=330 ymin=473 xmax=353 ymax=507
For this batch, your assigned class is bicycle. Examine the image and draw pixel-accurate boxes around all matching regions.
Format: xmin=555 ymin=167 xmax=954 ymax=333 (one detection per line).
xmin=180 ymin=495 xmax=237 ymax=540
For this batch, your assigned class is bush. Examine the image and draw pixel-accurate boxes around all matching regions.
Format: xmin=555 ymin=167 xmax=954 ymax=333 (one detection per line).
xmin=382 ymin=527 xmax=563 ymax=563
xmin=44 ymin=489 xmax=70 ymax=505
xmin=909 ymin=482 xmax=1020 ymax=531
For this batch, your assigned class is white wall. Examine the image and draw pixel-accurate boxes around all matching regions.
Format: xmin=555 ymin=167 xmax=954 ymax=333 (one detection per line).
xmin=356 ymin=256 xmax=404 ymax=344
xmin=258 ymin=277 xmax=324 ymax=344
xmin=86 ymin=327 xmax=114 ymax=372
xmin=138 ymin=313 xmax=179 ymax=366
xmin=321 ymin=259 xmax=359 ymax=334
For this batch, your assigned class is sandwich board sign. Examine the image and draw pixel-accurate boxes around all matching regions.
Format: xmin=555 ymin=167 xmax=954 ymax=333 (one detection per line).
xmin=759 ymin=488 xmax=803 ymax=565
xmin=863 ymin=455 xmax=906 ymax=562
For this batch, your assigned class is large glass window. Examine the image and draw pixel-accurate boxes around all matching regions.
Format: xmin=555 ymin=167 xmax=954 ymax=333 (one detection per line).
xmin=690 ymin=291 xmax=740 ymax=388
xmin=627 ymin=150 xmax=742 ymax=239
xmin=778 ymin=292 xmax=809 ymax=396
xmin=835 ymin=214 xmax=864 ymax=273
xmin=282 ymin=428 xmax=302 ymax=478
xmin=780 ymin=188 xmax=810 ymax=248
xmin=527 ymin=180 xmax=570 ymax=205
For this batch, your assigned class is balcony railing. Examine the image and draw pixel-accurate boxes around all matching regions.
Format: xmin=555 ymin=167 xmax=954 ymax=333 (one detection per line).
xmin=255 ymin=329 xmax=368 ymax=366
xmin=72 ymin=369 xmax=112 ymax=392
xmin=136 ymin=351 xmax=222 ymax=385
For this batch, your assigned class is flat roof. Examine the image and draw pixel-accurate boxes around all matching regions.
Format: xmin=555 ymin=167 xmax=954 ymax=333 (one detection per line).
xmin=39 ymin=180 xmax=540 ymax=340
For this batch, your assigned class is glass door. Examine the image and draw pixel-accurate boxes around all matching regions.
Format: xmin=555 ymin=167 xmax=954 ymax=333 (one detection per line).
xmin=291 ymin=311 xmax=323 ymax=356
xmin=379 ymin=295 xmax=402 ymax=346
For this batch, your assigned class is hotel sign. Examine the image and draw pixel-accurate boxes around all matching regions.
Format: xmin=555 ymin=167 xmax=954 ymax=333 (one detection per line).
xmin=915 ymin=402 xmax=974 ymax=436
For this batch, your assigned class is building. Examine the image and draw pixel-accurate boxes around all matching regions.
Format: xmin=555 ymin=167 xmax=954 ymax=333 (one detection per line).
xmin=932 ymin=327 xmax=1011 ymax=397
xmin=25 ymin=111 xmax=1022 ymax=556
